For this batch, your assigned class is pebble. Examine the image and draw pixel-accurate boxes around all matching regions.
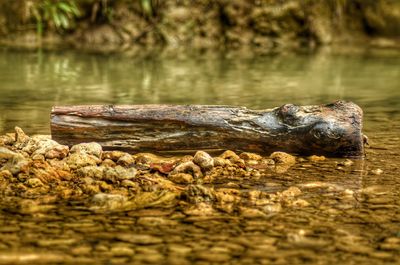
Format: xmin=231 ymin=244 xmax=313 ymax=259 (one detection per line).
xmin=170 ymin=161 xmax=202 ymax=179
xmin=168 ymin=173 xmax=194 ymax=184
xmin=25 ymin=178 xmax=43 ymax=188
xmin=270 ymin=151 xmax=296 ymax=165
xmin=70 ymin=142 xmax=103 ymax=158
xmin=91 ymin=193 xmax=128 ymax=210
xmin=193 ymin=151 xmax=214 ymax=171
xmin=117 ymin=154 xmax=135 ymax=166
xmin=308 ymin=155 xmax=326 ymax=162
xmin=371 ymin=168 xmax=383 ymax=175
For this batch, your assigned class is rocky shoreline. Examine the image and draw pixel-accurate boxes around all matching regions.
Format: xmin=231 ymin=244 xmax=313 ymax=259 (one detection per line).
xmin=0 ymin=127 xmax=317 ymax=215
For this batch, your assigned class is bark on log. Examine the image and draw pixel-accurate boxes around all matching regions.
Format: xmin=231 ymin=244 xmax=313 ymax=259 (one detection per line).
xmin=50 ymin=101 xmax=364 ymax=157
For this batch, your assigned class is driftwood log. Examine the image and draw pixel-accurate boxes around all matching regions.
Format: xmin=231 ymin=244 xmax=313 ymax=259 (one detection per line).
xmin=51 ymin=101 xmax=364 ymax=157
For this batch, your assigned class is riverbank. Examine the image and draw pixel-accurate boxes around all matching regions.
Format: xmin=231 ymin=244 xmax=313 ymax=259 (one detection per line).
xmin=0 ymin=0 xmax=399 ymax=53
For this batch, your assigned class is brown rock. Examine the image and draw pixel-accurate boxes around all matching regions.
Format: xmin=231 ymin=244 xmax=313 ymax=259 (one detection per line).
xmin=193 ymin=151 xmax=214 ymax=171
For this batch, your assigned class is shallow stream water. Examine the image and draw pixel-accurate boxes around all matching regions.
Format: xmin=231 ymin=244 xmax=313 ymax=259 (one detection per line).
xmin=0 ymin=47 xmax=400 ymax=264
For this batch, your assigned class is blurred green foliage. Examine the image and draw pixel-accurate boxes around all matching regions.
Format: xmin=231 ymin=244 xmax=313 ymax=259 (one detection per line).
xmin=29 ymin=0 xmax=81 ymax=36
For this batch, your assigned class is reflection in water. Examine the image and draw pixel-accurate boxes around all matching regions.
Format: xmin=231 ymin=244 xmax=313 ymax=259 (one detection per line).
xmin=0 ymin=48 xmax=400 ymax=264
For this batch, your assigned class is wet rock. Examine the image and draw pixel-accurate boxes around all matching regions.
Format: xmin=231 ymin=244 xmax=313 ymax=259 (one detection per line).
xmin=1 ymin=153 xmax=30 ymax=175
xmin=0 ymin=133 xmax=15 ymax=145
xmin=183 ymin=184 xmax=215 ymax=204
xmin=25 ymin=177 xmax=43 ymax=188
xmin=117 ymin=153 xmax=135 ymax=167
xmin=183 ymin=202 xmax=216 ymax=216
xmin=70 ymin=142 xmax=103 ymax=158
xmin=193 ymin=151 xmax=214 ymax=171
xmin=213 ymin=157 xmax=231 ymax=167
xmin=77 ymin=166 xmax=104 ymax=179
xmin=239 ymin=207 xmax=267 ymax=218
xmin=220 ymin=150 xmax=245 ymax=167
xmin=102 ymin=150 xmax=127 ymax=161
xmin=170 ymin=161 xmax=203 ymax=179
xmin=29 ymin=137 xmax=69 ymax=159
xmin=280 ymin=186 xmax=302 ymax=197
xmin=0 ymin=147 xmax=17 ymax=159
xmin=14 ymin=126 xmax=29 ymax=145
xmin=121 ymin=179 xmax=139 ymax=188
xmin=66 ymin=152 xmax=101 ymax=170
xmin=239 ymin=152 xmax=263 ymax=161
xmin=262 ymin=203 xmax=282 ymax=213
xmin=339 ymin=159 xmax=354 ymax=167
xmin=308 ymin=155 xmax=326 ymax=162
xmin=103 ymin=166 xmax=137 ymax=182
xmin=270 ymin=151 xmax=296 ymax=173
xmin=17 ymin=199 xmax=55 ymax=214
xmin=371 ymin=168 xmax=383 ymax=175
xmin=270 ymin=151 xmax=296 ymax=165
xmin=292 ymin=199 xmax=310 ymax=207
xmin=101 ymin=158 xmax=116 ymax=167
xmin=91 ymin=193 xmax=128 ymax=211
xmin=168 ymin=173 xmax=194 ymax=184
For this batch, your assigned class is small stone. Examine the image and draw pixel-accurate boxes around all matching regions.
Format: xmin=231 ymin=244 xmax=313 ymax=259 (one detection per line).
xmin=77 ymin=166 xmax=104 ymax=179
xmin=308 ymin=155 xmax=326 ymax=162
xmin=170 ymin=161 xmax=202 ymax=179
xmin=1 ymin=153 xmax=30 ymax=175
xmin=102 ymin=151 xmax=126 ymax=161
xmin=263 ymin=203 xmax=282 ymax=213
xmin=292 ymin=199 xmax=310 ymax=207
xmin=117 ymin=154 xmax=135 ymax=167
xmin=213 ymin=157 xmax=231 ymax=167
xmin=103 ymin=166 xmax=137 ymax=182
xmin=168 ymin=173 xmax=194 ymax=184
xmin=121 ymin=179 xmax=138 ymax=188
xmin=25 ymin=178 xmax=43 ymax=188
xmin=193 ymin=151 xmax=214 ymax=171
xmin=371 ymin=168 xmax=383 ymax=175
xmin=280 ymin=186 xmax=302 ymax=197
xmin=270 ymin=151 xmax=296 ymax=165
xmin=239 ymin=152 xmax=262 ymax=161
xmin=91 ymin=193 xmax=128 ymax=211
xmin=66 ymin=153 xmax=101 ymax=170
xmin=220 ymin=150 xmax=245 ymax=167
xmin=239 ymin=207 xmax=267 ymax=218
xmin=70 ymin=142 xmax=103 ymax=158
xmin=183 ymin=202 xmax=216 ymax=216
xmin=14 ymin=126 xmax=29 ymax=144
xmin=0 ymin=134 xmax=15 ymax=145
xmin=0 ymin=147 xmax=17 ymax=159
xmin=101 ymin=158 xmax=116 ymax=167
xmin=341 ymin=159 xmax=354 ymax=167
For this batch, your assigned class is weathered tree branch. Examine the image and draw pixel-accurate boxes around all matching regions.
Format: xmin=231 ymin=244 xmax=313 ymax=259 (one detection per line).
xmin=50 ymin=101 xmax=364 ymax=157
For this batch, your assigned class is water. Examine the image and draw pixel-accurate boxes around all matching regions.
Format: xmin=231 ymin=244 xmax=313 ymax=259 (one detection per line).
xmin=0 ymin=47 xmax=400 ymax=264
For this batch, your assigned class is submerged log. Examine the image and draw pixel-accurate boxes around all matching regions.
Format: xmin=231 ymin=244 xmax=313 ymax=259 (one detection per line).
xmin=50 ymin=101 xmax=364 ymax=157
